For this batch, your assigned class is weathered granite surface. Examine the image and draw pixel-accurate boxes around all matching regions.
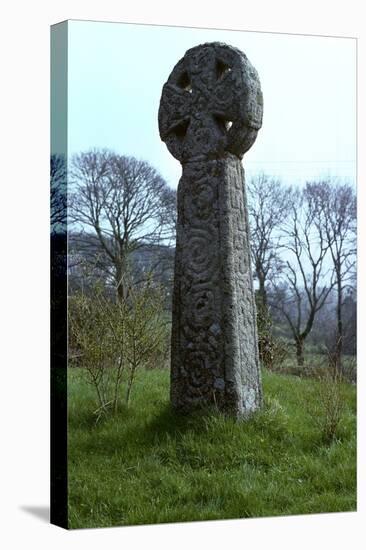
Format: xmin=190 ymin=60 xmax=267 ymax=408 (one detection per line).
xmin=159 ymin=42 xmax=263 ymax=417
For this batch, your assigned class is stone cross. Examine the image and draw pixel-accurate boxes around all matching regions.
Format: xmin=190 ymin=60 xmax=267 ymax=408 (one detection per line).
xmin=159 ymin=42 xmax=263 ymax=417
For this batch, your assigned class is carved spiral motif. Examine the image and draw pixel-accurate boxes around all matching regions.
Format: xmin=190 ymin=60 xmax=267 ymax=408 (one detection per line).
xmin=183 ymin=230 xmax=216 ymax=278
xmin=186 ymin=287 xmax=214 ymax=329
xmin=181 ymin=345 xmax=218 ymax=400
xmin=158 ymin=42 xmax=263 ymax=162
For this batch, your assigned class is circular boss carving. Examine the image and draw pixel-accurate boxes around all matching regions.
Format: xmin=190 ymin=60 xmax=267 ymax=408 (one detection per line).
xmin=158 ymin=42 xmax=263 ymax=162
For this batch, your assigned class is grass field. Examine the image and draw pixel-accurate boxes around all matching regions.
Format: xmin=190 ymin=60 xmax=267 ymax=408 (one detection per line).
xmin=68 ymin=367 xmax=356 ymax=529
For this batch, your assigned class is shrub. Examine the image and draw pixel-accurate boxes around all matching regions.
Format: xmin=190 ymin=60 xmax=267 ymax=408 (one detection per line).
xmin=253 ymin=396 xmax=290 ymax=440
xmin=69 ymin=279 xmax=169 ymax=417
xmin=69 ymin=284 xmax=125 ymax=418
xmin=123 ymin=281 xmax=169 ymax=405
xmin=256 ymin=297 xmax=289 ymax=370
xmin=307 ymin=368 xmax=345 ymax=443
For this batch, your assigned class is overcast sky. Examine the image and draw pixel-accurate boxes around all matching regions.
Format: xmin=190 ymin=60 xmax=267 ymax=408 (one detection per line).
xmin=67 ymin=20 xmax=356 ymax=189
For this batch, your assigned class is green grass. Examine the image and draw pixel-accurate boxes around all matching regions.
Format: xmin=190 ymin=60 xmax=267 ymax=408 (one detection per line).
xmin=68 ymin=368 xmax=356 ymax=529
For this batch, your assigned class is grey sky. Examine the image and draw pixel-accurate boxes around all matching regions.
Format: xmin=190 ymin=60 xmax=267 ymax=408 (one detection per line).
xmin=68 ymin=20 xmax=356 ymax=189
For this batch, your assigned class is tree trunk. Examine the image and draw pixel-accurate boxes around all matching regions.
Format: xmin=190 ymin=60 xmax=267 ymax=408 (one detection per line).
xmin=116 ymin=260 xmax=128 ymax=303
xmin=258 ymin=275 xmax=267 ymax=308
xmin=125 ymin=374 xmax=134 ymax=407
xmin=334 ymin=277 xmax=343 ymax=375
xmin=116 ymin=278 xmax=125 ymax=303
xmin=115 ymin=251 xmax=130 ymax=303
xmin=295 ymin=337 xmax=305 ymax=366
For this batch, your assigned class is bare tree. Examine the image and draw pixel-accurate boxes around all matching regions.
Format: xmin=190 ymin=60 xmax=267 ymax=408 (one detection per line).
xmin=247 ymin=173 xmax=293 ymax=307
xmin=304 ymin=180 xmax=356 ymax=373
xmin=70 ymin=149 xmax=176 ymax=302
xmin=271 ymin=189 xmax=334 ymax=366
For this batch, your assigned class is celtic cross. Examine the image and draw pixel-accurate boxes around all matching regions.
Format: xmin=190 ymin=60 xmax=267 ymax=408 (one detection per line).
xmin=159 ymin=42 xmax=263 ymax=417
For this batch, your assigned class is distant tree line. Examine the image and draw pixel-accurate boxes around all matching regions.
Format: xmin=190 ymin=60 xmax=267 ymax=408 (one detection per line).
xmin=69 ymin=149 xmax=176 ymax=303
xmin=247 ymin=173 xmax=356 ymax=374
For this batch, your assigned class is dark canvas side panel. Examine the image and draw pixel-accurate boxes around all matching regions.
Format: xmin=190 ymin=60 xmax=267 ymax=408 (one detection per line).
xmin=50 ymin=20 xmax=68 ymax=530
